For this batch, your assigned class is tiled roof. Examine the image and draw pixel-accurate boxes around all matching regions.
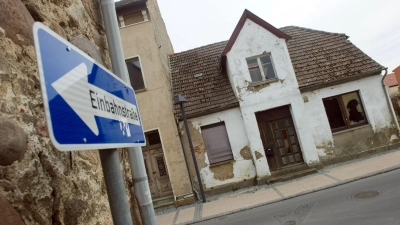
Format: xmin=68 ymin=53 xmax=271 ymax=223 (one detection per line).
xmin=384 ymin=73 xmax=397 ymax=87
xmin=170 ymin=41 xmax=238 ymax=118
xmin=170 ymin=26 xmax=384 ymax=118
xmin=280 ymin=26 xmax=384 ymax=88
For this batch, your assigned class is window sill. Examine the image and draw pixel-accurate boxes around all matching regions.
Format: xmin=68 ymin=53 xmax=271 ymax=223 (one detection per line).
xmin=119 ymin=20 xmax=149 ymax=29
xmin=209 ymin=159 xmax=235 ymax=168
xmin=249 ymin=78 xmax=279 ymax=87
xmin=135 ymin=88 xmax=147 ymax=93
xmin=332 ymin=124 xmax=371 ymax=135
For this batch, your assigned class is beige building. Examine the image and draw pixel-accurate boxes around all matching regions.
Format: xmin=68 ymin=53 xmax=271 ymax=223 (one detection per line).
xmin=115 ymin=0 xmax=194 ymax=207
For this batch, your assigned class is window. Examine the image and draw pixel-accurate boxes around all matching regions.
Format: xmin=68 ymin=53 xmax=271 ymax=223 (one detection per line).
xmin=246 ymin=54 xmax=277 ymax=82
xmin=118 ymin=10 xmax=149 ymax=27
xmin=323 ymin=91 xmax=368 ymax=132
xmin=201 ymin=122 xmax=233 ymax=164
xmin=144 ymin=130 xmax=162 ymax=147
xmin=125 ymin=57 xmax=145 ymax=91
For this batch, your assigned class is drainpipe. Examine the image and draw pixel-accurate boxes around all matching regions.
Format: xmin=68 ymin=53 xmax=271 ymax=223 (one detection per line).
xmin=101 ymin=1 xmax=157 ymax=224
xmin=381 ymin=68 xmax=400 ymax=136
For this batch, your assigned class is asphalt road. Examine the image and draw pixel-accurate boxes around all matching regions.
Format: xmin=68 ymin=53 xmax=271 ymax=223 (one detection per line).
xmin=195 ymin=169 xmax=400 ymax=225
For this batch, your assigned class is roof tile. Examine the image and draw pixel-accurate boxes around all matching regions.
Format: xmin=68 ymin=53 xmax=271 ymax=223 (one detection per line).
xmin=170 ymin=26 xmax=384 ymax=118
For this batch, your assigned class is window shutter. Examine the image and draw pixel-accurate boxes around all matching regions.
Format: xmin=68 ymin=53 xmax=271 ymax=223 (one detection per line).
xmin=201 ymin=122 xmax=233 ymax=164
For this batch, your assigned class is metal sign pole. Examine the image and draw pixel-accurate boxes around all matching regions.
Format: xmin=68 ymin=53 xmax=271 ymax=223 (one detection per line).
xmin=101 ymin=0 xmax=157 ymax=224
xmin=128 ymin=147 xmax=157 ymax=225
xmin=99 ymin=149 xmax=134 ymax=225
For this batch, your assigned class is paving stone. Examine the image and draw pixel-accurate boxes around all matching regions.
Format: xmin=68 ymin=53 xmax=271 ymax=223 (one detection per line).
xmin=156 ymin=212 xmax=176 ymax=225
xmin=175 ymin=207 xmax=195 ymax=224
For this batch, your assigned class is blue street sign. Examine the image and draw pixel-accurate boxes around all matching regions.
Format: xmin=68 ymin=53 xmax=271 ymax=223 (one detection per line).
xmin=33 ymin=22 xmax=145 ymax=151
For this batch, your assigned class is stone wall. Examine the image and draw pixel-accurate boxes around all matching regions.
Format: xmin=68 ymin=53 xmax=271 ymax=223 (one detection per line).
xmin=0 ymin=0 xmax=125 ymax=224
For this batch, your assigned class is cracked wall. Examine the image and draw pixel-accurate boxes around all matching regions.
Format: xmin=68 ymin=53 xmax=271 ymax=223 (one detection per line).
xmin=179 ymin=108 xmax=256 ymax=190
xmin=302 ymin=75 xmax=398 ymax=164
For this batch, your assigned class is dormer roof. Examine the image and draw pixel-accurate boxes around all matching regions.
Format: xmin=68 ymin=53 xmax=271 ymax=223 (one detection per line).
xmin=220 ymin=9 xmax=291 ymax=57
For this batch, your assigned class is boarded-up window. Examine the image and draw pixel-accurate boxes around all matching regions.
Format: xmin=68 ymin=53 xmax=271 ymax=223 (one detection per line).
xmin=125 ymin=57 xmax=145 ymax=91
xmin=201 ymin=122 xmax=233 ymax=164
xmin=323 ymin=91 xmax=367 ymax=132
xmin=124 ymin=11 xmax=144 ymax=26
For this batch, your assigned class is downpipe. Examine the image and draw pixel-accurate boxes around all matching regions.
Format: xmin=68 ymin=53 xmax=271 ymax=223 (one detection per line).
xmin=381 ymin=68 xmax=400 ymax=136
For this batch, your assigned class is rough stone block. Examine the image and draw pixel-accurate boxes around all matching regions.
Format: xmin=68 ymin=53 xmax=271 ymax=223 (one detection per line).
xmin=0 ymin=194 xmax=25 ymax=225
xmin=0 ymin=0 xmax=35 ymax=45
xmin=70 ymin=36 xmax=104 ymax=65
xmin=0 ymin=116 xmax=27 ymax=166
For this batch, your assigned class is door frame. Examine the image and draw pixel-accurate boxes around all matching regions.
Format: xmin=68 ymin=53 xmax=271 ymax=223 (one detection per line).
xmin=142 ymin=128 xmax=173 ymax=199
xmin=255 ymin=105 xmax=305 ymax=171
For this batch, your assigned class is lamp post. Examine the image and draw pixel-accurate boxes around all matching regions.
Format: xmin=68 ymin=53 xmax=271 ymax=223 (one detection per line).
xmin=174 ymin=93 xmax=206 ymax=203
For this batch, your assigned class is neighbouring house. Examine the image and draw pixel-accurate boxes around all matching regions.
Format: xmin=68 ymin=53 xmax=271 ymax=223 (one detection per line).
xmin=169 ymin=9 xmax=399 ymax=194
xmin=384 ymin=72 xmax=398 ymax=94
xmin=388 ymin=66 xmax=400 ymax=115
xmin=115 ymin=0 xmax=194 ymax=207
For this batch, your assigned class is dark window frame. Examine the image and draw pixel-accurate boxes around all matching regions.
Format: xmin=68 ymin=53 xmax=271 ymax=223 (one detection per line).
xmin=125 ymin=56 xmax=146 ymax=91
xmin=144 ymin=129 xmax=162 ymax=148
xmin=323 ymin=91 xmax=368 ymax=133
xmin=201 ymin=122 xmax=234 ymax=165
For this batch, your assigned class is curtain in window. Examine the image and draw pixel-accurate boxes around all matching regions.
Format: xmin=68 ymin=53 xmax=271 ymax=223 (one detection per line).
xmin=249 ymin=67 xmax=263 ymax=82
xmin=263 ymin=63 xmax=276 ymax=79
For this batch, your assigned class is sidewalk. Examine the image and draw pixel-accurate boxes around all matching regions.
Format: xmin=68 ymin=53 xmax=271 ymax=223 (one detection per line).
xmin=155 ymin=149 xmax=400 ymax=225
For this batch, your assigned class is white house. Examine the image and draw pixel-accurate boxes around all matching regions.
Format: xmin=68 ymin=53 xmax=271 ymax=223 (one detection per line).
xmin=169 ymin=10 xmax=399 ymax=193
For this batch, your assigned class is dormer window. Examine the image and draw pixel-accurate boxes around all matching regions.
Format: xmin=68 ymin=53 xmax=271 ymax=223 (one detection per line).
xmin=246 ymin=54 xmax=276 ymax=82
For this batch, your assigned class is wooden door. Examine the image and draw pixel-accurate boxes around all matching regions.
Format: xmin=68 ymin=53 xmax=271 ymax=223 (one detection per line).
xmin=142 ymin=130 xmax=173 ymax=199
xmin=143 ymin=146 xmax=173 ymax=199
xmin=256 ymin=105 xmax=304 ymax=171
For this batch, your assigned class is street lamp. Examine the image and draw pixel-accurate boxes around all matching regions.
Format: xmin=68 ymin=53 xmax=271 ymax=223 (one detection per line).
xmin=174 ymin=93 xmax=206 ymax=203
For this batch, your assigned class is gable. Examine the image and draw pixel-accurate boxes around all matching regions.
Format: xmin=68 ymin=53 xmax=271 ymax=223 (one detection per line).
xmin=221 ymin=9 xmax=291 ymax=57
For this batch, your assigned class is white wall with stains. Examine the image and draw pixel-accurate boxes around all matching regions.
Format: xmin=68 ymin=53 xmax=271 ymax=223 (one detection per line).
xmin=301 ymin=75 xmax=394 ymax=152
xmin=225 ymin=19 xmax=320 ymax=177
xmin=181 ymin=108 xmax=257 ymax=188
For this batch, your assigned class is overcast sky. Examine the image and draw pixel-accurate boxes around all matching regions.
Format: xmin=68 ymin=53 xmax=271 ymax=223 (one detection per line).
xmin=118 ymin=0 xmax=400 ymax=72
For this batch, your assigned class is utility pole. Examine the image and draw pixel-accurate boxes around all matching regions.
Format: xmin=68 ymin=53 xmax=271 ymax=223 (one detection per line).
xmin=100 ymin=0 xmax=157 ymax=224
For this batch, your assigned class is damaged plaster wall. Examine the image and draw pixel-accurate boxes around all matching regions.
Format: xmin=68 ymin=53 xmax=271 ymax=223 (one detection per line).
xmin=225 ymin=18 xmax=320 ymax=177
xmin=0 ymin=0 xmax=122 ymax=224
xmin=118 ymin=0 xmax=193 ymax=203
xmin=179 ymin=108 xmax=256 ymax=189
xmin=302 ymin=75 xmax=398 ymax=161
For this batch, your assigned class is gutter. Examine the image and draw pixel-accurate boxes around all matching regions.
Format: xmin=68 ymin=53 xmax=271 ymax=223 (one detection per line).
xmin=381 ymin=68 xmax=400 ymax=136
xmin=300 ymin=68 xmax=382 ymax=93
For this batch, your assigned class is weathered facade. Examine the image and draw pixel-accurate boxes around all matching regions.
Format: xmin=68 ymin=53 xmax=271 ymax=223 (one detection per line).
xmin=170 ymin=10 xmax=399 ymax=193
xmin=116 ymin=0 xmax=194 ymax=207
xmin=0 ymin=0 xmax=121 ymax=224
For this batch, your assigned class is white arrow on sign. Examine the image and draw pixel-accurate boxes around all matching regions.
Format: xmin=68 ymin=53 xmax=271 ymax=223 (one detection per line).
xmin=51 ymin=63 xmax=140 ymax=136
